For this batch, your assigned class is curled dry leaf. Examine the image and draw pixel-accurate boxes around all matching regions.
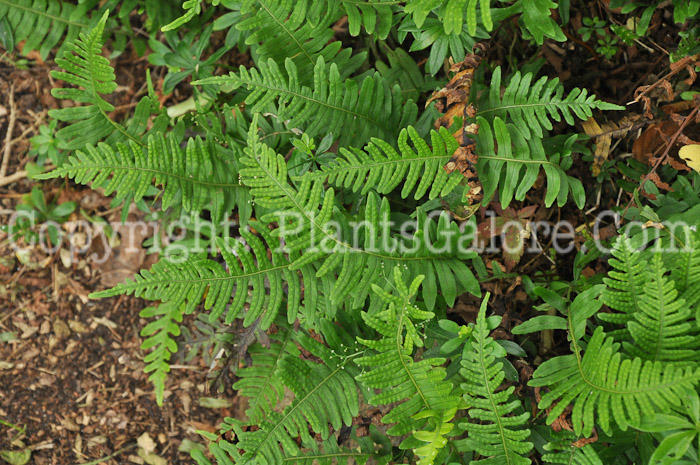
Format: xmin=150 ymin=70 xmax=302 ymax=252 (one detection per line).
xmin=427 ymin=44 xmax=487 ymax=218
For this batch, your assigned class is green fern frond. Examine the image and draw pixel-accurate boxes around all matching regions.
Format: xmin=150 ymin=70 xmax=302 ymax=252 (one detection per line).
xmin=35 ymin=133 xmax=246 ymax=222
xmin=625 ymin=254 xmax=700 ymax=364
xmin=194 ymin=57 xmax=417 ymax=149
xmin=355 ymin=267 xmax=461 ymax=463
xmin=342 ymin=0 xmax=397 ymax=39
xmin=91 ymin=223 xmax=311 ymax=329
xmin=459 ymin=294 xmax=532 ymax=464
xmin=600 ymin=236 xmax=647 ymax=328
xmin=139 ymin=302 xmax=184 ymax=406
xmin=477 ymin=67 xmax=624 ymax=141
xmin=600 ymin=237 xmax=700 ymax=364
xmin=302 ymin=126 xmax=463 ymax=201
xmin=0 ymin=0 xmax=88 ymax=59
xmin=222 ymin=333 xmax=360 ymax=464
xmin=47 ymin=10 xmax=161 ymax=151
xmin=541 ymin=431 xmax=602 ymax=465
xmin=476 ymin=117 xmax=585 ymax=208
xmin=233 ymin=329 xmax=300 ymax=423
xmin=237 ymin=0 xmax=365 ymax=83
xmin=412 ymin=408 xmax=458 ymax=465
xmin=530 ymin=326 xmax=700 ymax=437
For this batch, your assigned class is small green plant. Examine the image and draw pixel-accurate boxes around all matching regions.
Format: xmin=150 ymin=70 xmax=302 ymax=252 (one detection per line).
xmin=2 ymin=187 xmax=76 ymax=245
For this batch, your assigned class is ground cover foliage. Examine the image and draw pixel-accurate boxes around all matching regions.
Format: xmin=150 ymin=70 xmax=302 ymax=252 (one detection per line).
xmin=2 ymin=0 xmax=700 ymax=464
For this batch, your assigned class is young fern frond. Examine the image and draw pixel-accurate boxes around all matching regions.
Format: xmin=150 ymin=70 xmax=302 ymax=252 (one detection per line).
xmin=302 ymin=126 xmax=463 ymax=201
xmin=459 ymin=295 xmax=532 ymax=464
xmin=194 ymin=57 xmax=417 ymax=149
xmin=233 ymin=329 xmax=300 ymax=424
xmin=213 ymin=333 xmax=360 ymax=464
xmin=0 ymin=0 xmax=88 ymax=59
xmin=541 ymin=431 xmax=602 ymax=465
xmin=139 ymin=302 xmax=184 ymax=407
xmin=355 ymin=268 xmax=461 ymax=463
xmin=35 ymin=133 xmax=247 ymax=222
xmin=530 ymin=326 xmax=700 ymax=437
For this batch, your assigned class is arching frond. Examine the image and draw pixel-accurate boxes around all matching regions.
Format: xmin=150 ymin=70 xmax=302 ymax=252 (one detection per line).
xmin=35 ymin=133 xmax=247 ymax=222
xmin=46 ymin=10 xmax=163 ymax=150
xmin=476 ymin=67 xmax=623 ymax=140
xmin=194 ymin=57 xmax=417 ymax=149
xmin=302 ymin=126 xmax=463 ymax=201
xmin=531 ymin=327 xmax=700 ymax=437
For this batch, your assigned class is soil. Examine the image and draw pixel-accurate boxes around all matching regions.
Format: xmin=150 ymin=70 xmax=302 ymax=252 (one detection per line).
xmin=0 ymin=52 xmax=235 ymax=465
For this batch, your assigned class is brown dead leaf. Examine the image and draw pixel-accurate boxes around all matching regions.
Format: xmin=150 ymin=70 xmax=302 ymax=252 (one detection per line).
xmin=427 ymin=45 xmax=487 ymax=217
xmin=583 ymin=115 xmax=643 ymax=175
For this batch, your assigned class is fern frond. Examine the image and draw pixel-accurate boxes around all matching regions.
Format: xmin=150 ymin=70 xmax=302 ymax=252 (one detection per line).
xmin=530 ymin=327 xmax=700 ymax=437
xmin=625 ymin=254 xmax=700 ymax=364
xmin=600 ymin=236 xmax=647 ymax=327
xmin=600 ymin=237 xmax=700 ymax=364
xmin=459 ymin=295 xmax=532 ymax=464
xmin=35 ymin=133 xmax=246 ymax=222
xmin=91 ymin=223 xmax=311 ymax=329
xmin=47 ymin=10 xmax=161 ymax=151
xmin=233 ymin=329 xmax=300 ymax=423
xmin=302 ymin=126 xmax=462 ymax=200
xmin=139 ymin=302 xmax=184 ymax=406
xmin=476 ymin=117 xmax=585 ymax=208
xmin=477 ymin=67 xmax=623 ymax=141
xmin=237 ymin=0 xmax=365 ymax=83
xmin=0 ymin=0 xmax=88 ymax=59
xmin=224 ymin=333 xmax=360 ymax=464
xmin=194 ymin=57 xmax=417 ymax=149
xmin=355 ymin=267 xmax=461 ymax=463
xmin=542 ymin=431 xmax=602 ymax=465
